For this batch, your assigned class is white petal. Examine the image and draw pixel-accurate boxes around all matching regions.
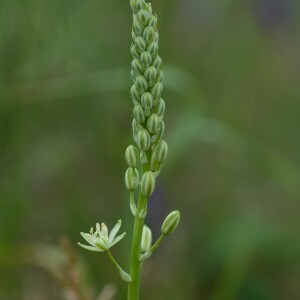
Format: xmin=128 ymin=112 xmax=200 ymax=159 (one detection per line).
xmin=80 ymin=232 xmax=95 ymax=246
xmin=78 ymin=243 xmax=102 ymax=252
xmin=109 ymin=219 xmax=122 ymax=244
xmin=110 ymin=232 xmax=126 ymax=247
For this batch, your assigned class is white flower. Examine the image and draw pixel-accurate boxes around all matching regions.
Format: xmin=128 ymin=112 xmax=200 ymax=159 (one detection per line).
xmin=78 ymin=219 xmax=126 ymax=252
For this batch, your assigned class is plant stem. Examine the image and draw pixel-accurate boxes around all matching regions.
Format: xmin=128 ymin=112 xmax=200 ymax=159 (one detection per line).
xmin=127 ymin=192 xmax=147 ymax=300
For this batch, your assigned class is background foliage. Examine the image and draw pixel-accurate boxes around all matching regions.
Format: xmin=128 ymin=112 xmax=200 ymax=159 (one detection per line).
xmin=1 ymin=0 xmax=299 ymax=299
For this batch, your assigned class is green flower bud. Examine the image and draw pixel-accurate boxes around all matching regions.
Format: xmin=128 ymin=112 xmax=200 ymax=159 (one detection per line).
xmin=143 ymin=26 xmax=155 ymax=44
xmin=133 ymin=104 xmax=146 ymax=123
xmin=132 ymin=119 xmax=142 ymax=141
xmin=147 ymin=42 xmax=158 ymax=57
xmin=130 ymin=44 xmax=140 ymax=59
xmin=151 ymin=82 xmax=163 ymax=100
xmin=147 ymin=113 xmax=161 ymax=134
xmin=141 ymin=225 xmax=152 ymax=252
xmin=154 ymin=31 xmax=159 ymax=42
xmin=161 ymin=210 xmax=180 ymax=236
xmin=130 ymin=0 xmax=139 ymax=11
xmin=125 ymin=145 xmax=139 ymax=168
xmin=147 ymin=15 xmax=157 ymax=28
xmin=155 ymin=140 xmax=168 ymax=163
xmin=137 ymin=129 xmax=150 ymax=151
xmin=125 ymin=167 xmax=139 ymax=191
xmin=135 ymin=75 xmax=148 ymax=93
xmin=131 ymin=59 xmax=143 ymax=76
xmin=140 ymin=51 xmax=152 ymax=68
xmin=152 ymin=55 xmax=162 ymax=70
xmin=143 ymin=2 xmax=152 ymax=14
xmin=141 ymin=92 xmax=153 ymax=117
xmin=137 ymin=10 xmax=149 ymax=25
xmin=135 ymin=36 xmax=147 ymax=52
xmin=131 ymin=70 xmax=136 ymax=82
xmin=141 ymin=92 xmax=153 ymax=110
xmin=156 ymin=71 xmax=164 ymax=83
xmin=133 ymin=19 xmax=144 ymax=36
xmin=141 ymin=171 xmax=155 ymax=197
xmin=150 ymin=152 xmax=160 ymax=172
xmin=130 ymin=85 xmax=141 ymax=104
xmin=153 ymin=98 xmax=165 ymax=118
xmin=156 ymin=121 xmax=165 ymax=140
xmin=144 ymin=66 xmax=157 ymax=86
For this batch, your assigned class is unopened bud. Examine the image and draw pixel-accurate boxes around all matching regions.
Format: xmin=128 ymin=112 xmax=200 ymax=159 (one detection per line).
xmin=137 ymin=129 xmax=150 ymax=151
xmin=141 ymin=171 xmax=155 ymax=197
xmin=153 ymin=98 xmax=165 ymax=118
xmin=125 ymin=145 xmax=139 ymax=168
xmin=155 ymin=140 xmax=168 ymax=163
xmin=144 ymin=66 xmax=157 ymax=86
xmin=156 ymin=121 xmax=165 ymax=140
xmin=141 ymin=225 xmax=152 ymax=252
xmin=130 ymin=44 xmax=140 ymax=59
xmin=151 ymin=82 xmax=163 ymax=100
xmin=147 ymin=15 xmax=157 ymax=28
xmin=131 ymin=59 xmax=143 ymax=76
xmin=137 ymin=10 xmax=149 ymax=25
xmin=130 ymin=85 xmax=141 ymax=104
xmin=125 ymin=167 xmax=139 ymax=191
xmin=135 ymin=36 xmax=147 ymax=52
xmin=156 ymin=71 xmax=164 ymax=83
xmin=130 ymin=0 xmax=139 ymax=12
xmin=147 ymin=42 xmax=158 ymax=57
xmin=161 ymin=210 xmax=180 ymax=236
xmin=140 ymin=51 xmax=152 ymax=68
xmin=133 ymin=19 xmax=143 ymax=36
xmin=152 ymin=55 xmax=162 ymax=70
xmin=147 ymin=113 xmax=160 ymax=134
xmin=133 ymin=104 xmax=146 ymax=123
xmin=135 ymin=75 xmax=148 ymax=93
xmin=143 ymin=26 xmax=155 ymax=44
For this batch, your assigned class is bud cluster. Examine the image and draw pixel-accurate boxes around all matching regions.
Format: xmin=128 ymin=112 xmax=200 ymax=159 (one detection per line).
xmin=125 ymin=0 xmax=169 ymax=198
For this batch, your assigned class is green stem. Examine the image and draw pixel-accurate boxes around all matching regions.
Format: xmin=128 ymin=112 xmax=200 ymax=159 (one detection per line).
xmin=127 ymin=192 xmax=147 ymax=300
xmin=148 ymin=234 xmax=165 ymax=253
xmin=106 ymin=250 xmax=131 ymax=282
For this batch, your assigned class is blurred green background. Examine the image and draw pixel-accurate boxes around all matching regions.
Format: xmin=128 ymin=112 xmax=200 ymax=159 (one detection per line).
xmin=1 ymin=0 xmax=300 ymax=299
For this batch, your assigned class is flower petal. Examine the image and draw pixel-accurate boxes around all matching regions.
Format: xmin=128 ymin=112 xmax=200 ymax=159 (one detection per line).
xmin=80 ymin=232 xmax=95 ymax=246
xmin=110 ymin=232 xmax=126 ymax=247
xmin=108 ymin=219 xmax=122 ymax=245
xmin=78 ymin=243 xmax=102 ymax=252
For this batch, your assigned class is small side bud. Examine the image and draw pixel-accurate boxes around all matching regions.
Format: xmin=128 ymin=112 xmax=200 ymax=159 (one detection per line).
xmin=141 ymin=225 xmax=152 ymax=252
xmin=147 ymin=113 xmax=161 ymax=134
xmin=130 ymin=44 xmax=140 ymax=59
xmin=125 ymin=145 xmax=139 ymax=168
xmin=131 ymin=59 xmax=143 ymax=76
xmin=141 ymin=171 xmax=155 ymax=197
xmin=161 ymin=210 xmax=180 ymax=236
xmin=153 ymin=98 xmax=165 ymax=118
xmin=135 ymin=36 xmax=147 ymax=52
xmin=137 ymin=129 xmax=151 ymax=151
xmin=155 ymin=140 xmax=168 ymax=163
xmin=137 ymin=10 xmax=149 ymax=25
xmin=152 ymin=55 xmax=162 ymax=70
xmin=135 ymin=75 xmax=148 ymax=93
xmin=130 ymin=84 xmax=141 ymax=104
xmin=133 ymin=19 xmax=143 ymax=35
xmin=144 ymin=66 xmax=157 ymax=86
xmin=143 ymin=26 xmax=155 ymax=44
xmin=125 ymin=167 xmax=140 ymax=191
xmin=151 ymin=82 xmax=163 ymax=100
xmin=147 ymin=42 xmax=158 ymax=57
xmin=130 ymin=0 xmax=139 ymax=11
xmin=141 ymin=92 xmax=153 ymax=112
xmin=133 ymin=104 xmax=146 ymax=123
xmin=156 ymin=71 xmax=164 ymax=83
xmin=140 ymin=51 xmax=152 ymax=68
xmin=147 ymin=15 xmax=157 ymax=28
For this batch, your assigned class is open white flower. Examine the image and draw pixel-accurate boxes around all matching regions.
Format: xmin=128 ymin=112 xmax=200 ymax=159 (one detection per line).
xmin=78 ymin=219 xmax=126 ymax=252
